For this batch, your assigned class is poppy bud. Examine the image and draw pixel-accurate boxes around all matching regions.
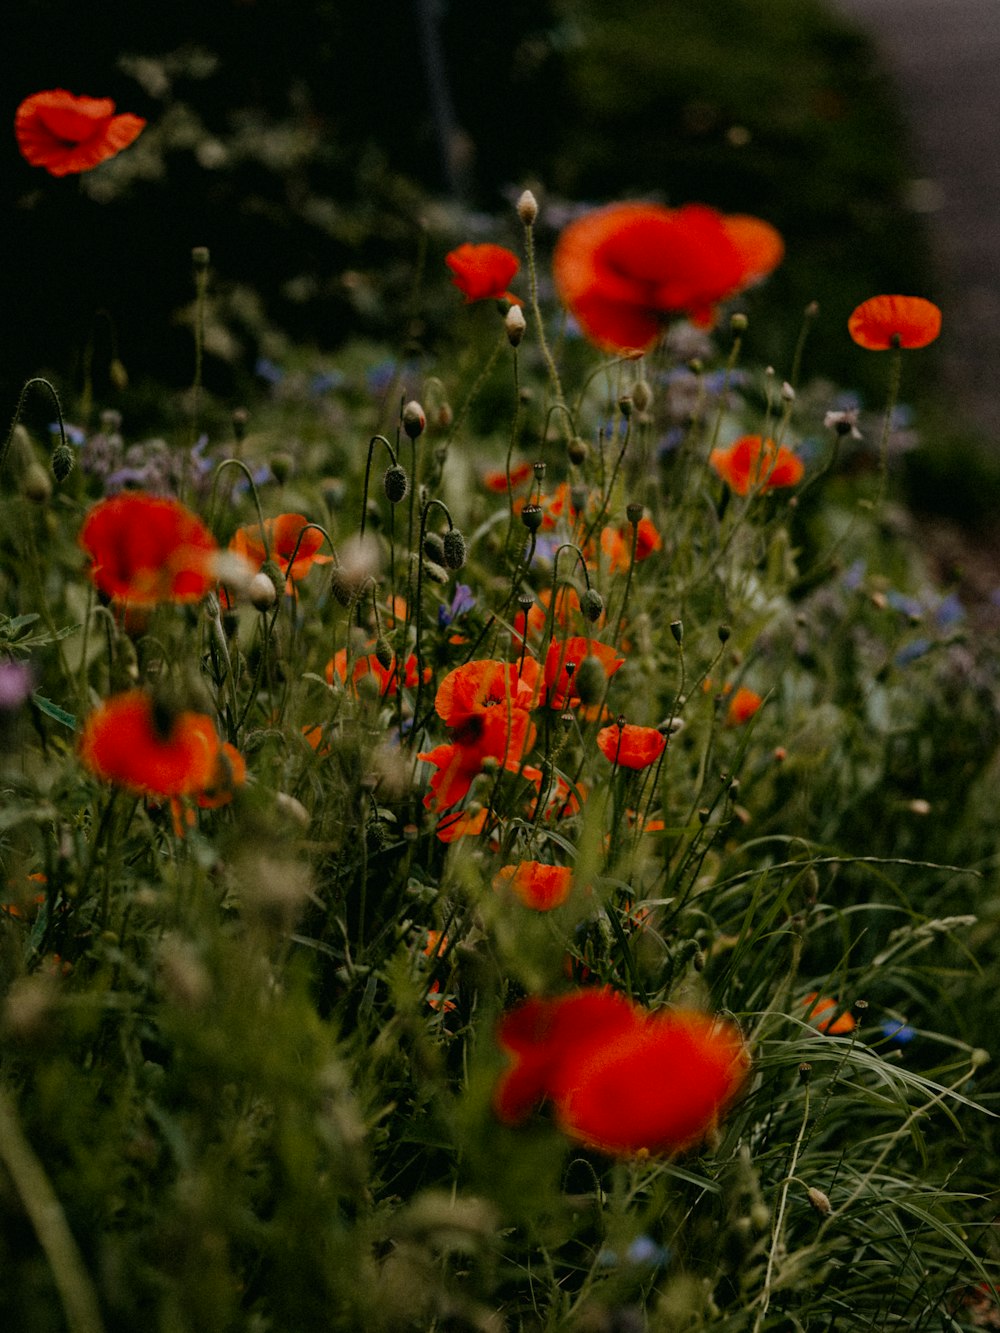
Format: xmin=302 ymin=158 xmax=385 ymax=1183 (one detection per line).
xmin=718 ymin=624 xmax=732 ymax=643
xmin=442 ymin=528 xmax=467 ymax=570
xmin=670 ymin=620 xmax=683 ymax=645
xmin=618 ymin=394 xmax=633 ymax=419
xmin=581 ymin=588 xmax=604 ymax=623
xmin=781 ymin=381 xmax=795 ymax=402
xmin=383 ymin=464 xmax=409 ymax=504
xmin=520 ymin=503 xmax=543 ymax=532
xmin=270 ymin=452 xmax=293 ymax=485
xmin=330 ymin=569 xmax=354 ymax=607
xmin=632 ymin=379 xmax=653 ymax=412
xmin=798 ymin=1062 xmax=812 ymax=1084
xmin=730 ymin=312 xmax=748 ymax=333
xmin=260 ymin=560 xmax=285 ymax=602
xmin=517 ymin=189 xmax=538 ymax=225
xmin=249 ymin=571 xmax=277 ymax=611
xmin=574 ymin=655 xmax=607 ymax=706
xmin=567 ymin=437 xmax=588 ymax=466
xmin=374 ymin=636 xmax=394 ymax=671
xmin=807 ymin=1187 xmax=832 ymax=1216
xmin=424 ymin=559 xmax=449 ymax=585
xmin=50 ymin=442 xmax=74 ymax=483
xmin=191 ymin=245 xmax=210 ymax=270
xmin=423 ymin=532 xmax=445 ymax=563
xmin=505 ymin=305 xmax=526 ymax=347
xmin=22 ymin=461 xmax=52 ymax=504
xmin=109 ymin=358 xmax=129 ymax=392
xmin=232 ymin=407 xmax=250 ymax=443
xmin=402 ymin=400 xmax=426 ymax=440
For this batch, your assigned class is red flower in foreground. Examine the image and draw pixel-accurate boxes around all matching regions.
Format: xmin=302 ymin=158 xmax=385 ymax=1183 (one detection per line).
xmin=446 ymin=243 xmax=520 ymax=304
xmin=494 ymin=861 xmax=573 ymax=911
xmin=80 ymin=493 xmax=219 ymax=606
xmin=230 ymin=513 xmax=331 ymax=590
xmin=553 ymin=202 xmax=783 ymax=353
xmin=597 ymin=723 xmax=666 ymax=770
xmin=710 ymin=435 xmax=804 ymax=496
xmin=16 ymin=89 xmax=146 ymax=176
xmin=847 ymin=295 xmax=942 ymax=351
xmin=726 ymin=687 xmax=763 ymax=727
xmin=79 ymin=691 xmax=223 ymax=798
xmin=495 ymin=989 xmax=749 ymax=1156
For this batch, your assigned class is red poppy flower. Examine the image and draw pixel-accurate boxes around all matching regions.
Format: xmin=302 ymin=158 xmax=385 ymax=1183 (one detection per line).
xmin=597 ymin=723 xmax=666 ymax=770
xmin=802 ymin=992 xmax=856 ymax=1035
xmin=230 ymin=513 xmax=331 ymax=591
xmin=79 ymin=691 xmax=221 ymax=797
xmin=709 ymin=435 xmax=804 ymax=496
xmin=494 ymin=988 xmax=748 ymax=1156
xmin=418 ymin=706 xmax=537 ymax=811
xmin=544 ymin=637 xmax=624 ymax=710
xmin=553 ymin=202 xmax=783 ymax=353
xmin=445 ymin=243 xmax=520 ymax=303
xmin=79 ymin=493 xmax=219 ymax=606
xmin=15 ymin=89 xmax=146 ymax=176
xmin=726 ymin=687 xmax=763 ymax=727
xmin=847 ymin=295 xmax=942 ymax=351
xmin=494 ymin=861 xmax=573 ymax=910
xmin=483 ymin=460 xmax=534 ymax=492
xmin=434 ymin=658 xmax=540 ymax=739
xmin=195 ymin=742 xmax=246 ymax=809
xmin=325 ymin=647 xmax=429 ymax=697
xmin=599 ymin=516 xmax=662 ymax=573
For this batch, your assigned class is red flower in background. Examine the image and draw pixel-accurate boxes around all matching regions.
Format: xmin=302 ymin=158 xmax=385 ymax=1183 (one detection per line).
xmin=709 ymin=435 xmax=804 ymax=496
xmin=446 ymin=243 xmax=520 ymax=303
xmin=325 ymin=647 xmax=429 ymax=697
xmin=553 ymin=202 xmax=783 ymax=353
xmin=847 ymin=295 xmax=942 ymax=351
xmin=802 ymin=992 xmax=856 ymax=1035
xmin=599 ymin=516 xmax=662 ymax=573
xmin=230 ymin=513 xmax=331 ymax=591
xmin=79 ymin=692 xmax=221 ymax=798
xmin=79 ymin=493 xmax=218 ymax=606
xmin=544 ymin=637 xmax=624 ymax=710
xmin=726 ymin=687 xmax=763 ymax=727
xmin=494 ymin=861 xmax=573 ymax=911
xmin=16 ymin=89 xmax=146 ymax=176
xmin=597 ymin=723 xmax=666 ymax=770
xmin=494 ymin=988 xmax=749 ymax=1156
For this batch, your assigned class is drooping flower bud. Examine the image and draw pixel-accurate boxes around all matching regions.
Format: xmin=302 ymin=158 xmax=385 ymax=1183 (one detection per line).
xmin=423 ymin=531 xmax=445 ymax=563
xmin=374 ymin=636 xmax=394 ymax=670
xmin=581 ymin=588 xmax=604 ymax=623
xmin=442 ymin=528 xmax=467 ymax=570
xmin=383 ymin=464 xmax=409 ymax=504
xmin=50 ymin=442 xmax=74 ymax=483
xmin=632 ymin=378 xmax=653 ymax=413
xmin=567 ymin=437 xmax=588 ymax=466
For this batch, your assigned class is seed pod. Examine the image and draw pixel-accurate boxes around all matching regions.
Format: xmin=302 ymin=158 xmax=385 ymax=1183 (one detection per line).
xmin=383 ymin=464 xmax=409 ymax=504
xmin=626 ymin=501 xmax=644 ymax=525
xmin=520 ymin=503 xmax=543 ymax=533
xmin=442 ymin=528 xmax=467 ymax=570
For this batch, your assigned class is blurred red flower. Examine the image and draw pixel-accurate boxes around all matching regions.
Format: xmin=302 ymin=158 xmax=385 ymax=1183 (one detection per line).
xmin=79 ymin=691 xmax=221 ymax=798
xmin=494 ymin=861 xmax=573 ymax=910
xmin=553 ymin=202 xmax=783 ymax=353
xmin=599 ymin=516 xmax=662 ymax=573
xmin=445 ymin=242 xmax=520 ymax=303
xmin=847 ymin=295 xmax=942 ymax=351
xmin=495 ymin=988 xmax=749 ymax=1155
xmin=79 ymin=493 xmax=218 ymax=606
xmin=230 ymin=513 xmax=331 ymax=591
xmin=544 ymin=637 xmax=624 ymax=710
xmin=726 ymin=687 xmax=763 ymax=727
xmin=597 ymin=723 xmax=666 ymax=770
xmin=710 ymin=435 xmax=804 ymax=496
xmin=325 ymin=647 xmax=429 ymax=697
xmin=16 ymin=89 xmax=146 ymax=176
xmin=802 ymin=992 xmax=856 ymax=1035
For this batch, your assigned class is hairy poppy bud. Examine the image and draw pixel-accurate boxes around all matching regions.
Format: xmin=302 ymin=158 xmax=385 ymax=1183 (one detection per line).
xmin=51 ymin=441 xmax=74 ymax=483
xmin=517 ymin=189 xmax=538 ymax=225
xmin=423 ymin=559 xmax=449 ymax=585
xmin=567 ymin=437 xmax=588 ymax=466
xmin=632 ymin=378 xmax=653 ymax=412
xmin=581 ymin=588 xmax=604 ymax=623
xmin=374 ymin=636 xmax=394 ymax=670
xmin=423 ymin=531 xmax=445 ymax=563
xmin=402 ymin=400 xmax=426 ymax=440
xmin=330 ymin=568 xmax=354 ymax=607
xmin=807 ymin=1187 xmax=832 ymax=1216
xmin=520 ymin=503 xmax=543 ymax=533
xmin=383 ymin=464 xmax=409 ymax=504
xmin=574 ymin=655 xmax=607 ymax=706
xmin=442 ymin=528 xmax=467 ymax=570
xmin=505 ymin=305 xmax=526 ymax=347
xmin=249 ymin=571 xmax=277 ymax=611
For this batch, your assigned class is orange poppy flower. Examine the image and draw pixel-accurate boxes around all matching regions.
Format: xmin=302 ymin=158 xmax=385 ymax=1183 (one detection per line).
xmin=196 ymin=742 xmax=246 ymax=809
xmin=325 ymin=648 xmax=429 ymax=697
xmin=79 ymin=691 xmax=221 ymax=797
xmin=419 ymin=706 xmax=537 ymax=811
xmin=79 ymin=493 xmax=219 ymax=606
xmin=553 ymin=202 xmax=783 ymax=353
xmin=229 ymin=513 xmax=331 ymax=591
xmin=597 ymin=723 xmax=666 ymax=770
xmin=434 ymin=658 xmax=540 ymax=735
xmin=599 ymin=516 xmax=662 ymax=573
xmin=847 ymin=295 xmax=942 ymax=351
xmin=494 ymin=988 xmax=749 ymax=1156
xmin=709 ymin=435 xmax=804 ymax=496
xmin=483 ymin=460 xmax=534 ymax=492
xmin=15 ymin=89 xmax=146 ymax=176
xmin=726 ymin=687 xmax=763 ymax=727
xmin=494 ymin=861 xmax=573 ymax=910
xmin=445 ymin=242 xmax=520 ymax=303
xmin=802 ymin=992 xmax=856 ymax=1035
xmin=544 ymin=637 xmax=624 ymax=710
xmin=435 ymin=805 xmax=489 ymax=843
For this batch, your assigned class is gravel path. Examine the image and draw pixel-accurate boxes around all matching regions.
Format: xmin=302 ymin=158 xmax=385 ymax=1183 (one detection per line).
xmin=831 ymin=0 xmax=1000 ymax=438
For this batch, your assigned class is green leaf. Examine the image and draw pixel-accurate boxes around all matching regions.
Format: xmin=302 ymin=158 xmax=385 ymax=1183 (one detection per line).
xmin=30 ymin=692 xmax=76 ymax=730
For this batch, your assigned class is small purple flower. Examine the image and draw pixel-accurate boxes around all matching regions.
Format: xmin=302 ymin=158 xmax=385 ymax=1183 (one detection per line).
xmin=255 ymin=356 xmax=285 ymax=386
xmin=0 ymin=660 xmax=33 ymax=711
xmin=439 ymin=584 xmax=476 ymax=627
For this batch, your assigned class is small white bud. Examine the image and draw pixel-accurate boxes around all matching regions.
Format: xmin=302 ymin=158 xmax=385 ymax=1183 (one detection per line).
xmin=505 ymin=304 xmax=527 ymax=346
xmin=517 ymin=189 xmax=538 ymax=225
